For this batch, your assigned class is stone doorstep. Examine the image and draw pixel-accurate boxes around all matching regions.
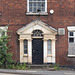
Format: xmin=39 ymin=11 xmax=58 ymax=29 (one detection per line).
xmin=26 ymin=65 xmax=56 ymax=70
xmin=26 ymin=64 xmax=50 ymax=68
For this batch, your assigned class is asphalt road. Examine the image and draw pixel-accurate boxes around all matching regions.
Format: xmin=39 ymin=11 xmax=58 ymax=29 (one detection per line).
xmin=0 ymin=70 xmax=75 ymax=75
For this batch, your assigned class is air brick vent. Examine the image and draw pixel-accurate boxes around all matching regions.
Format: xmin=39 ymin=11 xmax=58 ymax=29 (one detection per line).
xmin=58 ymin=28 xmax=65 ymax=35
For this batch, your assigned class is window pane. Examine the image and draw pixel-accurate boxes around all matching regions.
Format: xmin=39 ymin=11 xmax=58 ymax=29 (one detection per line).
xmin=42 ymin=2 xmax=45 ymax=7
xmin=37 ymin=3 xmax=41 ymax=12
xmin=38 ymin=2 xmax=41 ymax=6
xmin=48 ymin=40 xmax=51 ymax=44
xmin=24 ymin=45 xmax=27 ymax=49
xmin=37 ymin=8 xmax=41 ymax=12
xmin=33 ymin=3 xmax=36 ymax=7
xmin=29 ymin=0 xmax=45 ymax=12
xmin=29 ymin=0 xmax=33 ymax=1
xmin=48 ymin=40 xmax=52 ymax=54
xmin=29 ymin=2 xmax=32 ymax=12
xmin=48 ymin=45 xmax=51 ymax=49
xmin=34 ymin=0 xmax=37 ymax=1
xmin=29 ymin=0 xmax=45 ymax=1
xmin=69 ymin=38 xmax=74 ymax=43
xmin=24 ymin=50 xmax=27 ymax=54
xmin=38 ymin=0 xmax=45 ymax=1
xmin=33 ymin=7 xmax=37 ymax=12
xmin=29 ymin=2 xmax=32 ymax=6
xmin=48 ymin=50 xmax=51 ymax=54
xmin=69 ymin=32 xmax=73 ymax=36
xmin=24 ymin=40 xmax=28 ymax=54
xmin=29 ymin=8 xmax=32 ymax=12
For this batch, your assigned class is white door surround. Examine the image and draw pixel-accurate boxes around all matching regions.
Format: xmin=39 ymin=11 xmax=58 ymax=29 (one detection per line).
xmin=17 ymin=20 xmax=57 ymax=64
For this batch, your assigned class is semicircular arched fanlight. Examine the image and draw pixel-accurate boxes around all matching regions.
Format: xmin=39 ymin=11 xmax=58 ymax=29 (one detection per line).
xmin=32 ymin=30 xmax=43 ymax=37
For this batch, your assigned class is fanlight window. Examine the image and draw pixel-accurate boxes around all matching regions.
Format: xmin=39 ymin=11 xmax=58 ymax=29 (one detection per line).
xmin=32 ymin=30 xmax=43 ymax=37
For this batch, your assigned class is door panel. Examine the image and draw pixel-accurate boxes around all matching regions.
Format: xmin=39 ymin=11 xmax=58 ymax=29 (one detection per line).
xmin=32 ymin=38 xmax=43 ymax=64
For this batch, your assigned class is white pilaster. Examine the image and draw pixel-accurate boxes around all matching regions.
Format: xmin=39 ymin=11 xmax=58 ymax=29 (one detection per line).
xmin=19 ymin=39 xmax=24 ymax=63
xmin=28 ymin=39 xmax=32 ymax=64
xmin=52 ymin=40 xmax=56 ymax=63
xmin=44 ymin=39 xmax=47 ymax=63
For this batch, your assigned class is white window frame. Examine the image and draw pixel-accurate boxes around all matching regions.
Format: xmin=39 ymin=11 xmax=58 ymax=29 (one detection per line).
xmin=26 ymin=0 xmax=48 ymax=15
xmin=0 ymin=26 xmax=8 ymax=37
xmin=67 ymin=26 xmax=75 ymax=57
xmin=68 ymin=32 xmax=75 ymax=43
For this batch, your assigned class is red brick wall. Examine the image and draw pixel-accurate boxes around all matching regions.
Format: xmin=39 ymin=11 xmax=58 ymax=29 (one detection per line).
xmin=0 ymin=0 xmax=75 ymax=65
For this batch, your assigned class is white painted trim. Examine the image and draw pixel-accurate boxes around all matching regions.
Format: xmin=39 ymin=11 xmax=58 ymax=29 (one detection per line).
xmin=67 ymin=26 xmax=75 ymax=31
xmin=20 ymin=39 xmax=24 ymax=63
xmin=45 ymin=0 xmax=47 ymax=12
xmin=44 ymin=40 xmax=47 ymax=63
xmin=27 ymin=0 xmax=47 ymax=13
xmin=68 ymin=32 xmax=75 ymax=43
xmin=68 ymin=55 xmax=75 ymax=57
xmin=26 ymin=12 xmax=48 ymax=15
xmin=28 ymin=40 xmax=32 ymax=63
xmin=52 ymin=40 xmax=55 ymax=63
xmin=67 ymin=27 xmax=75 ymax=56
xmin=0 ymin=26 xmax=8 ymax=36
xmin=27 ymin=0 xmax=29 ymax=12
xmin=32 ymin=37 xmax=43 ymax=38
xmin=18 ymin=20 xmax=57 ymax=64
xmin=23 ymin=54 xmax=28 ymax=57
xmin=17 ymin=20 xmax=57 ymax=35
xmin=0 ymin=26 xmax=8 ymax=31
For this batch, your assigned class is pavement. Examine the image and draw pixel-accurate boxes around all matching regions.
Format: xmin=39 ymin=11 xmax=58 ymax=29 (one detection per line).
xmin=0 ymin=69 xmax=75 ymax=75
xmin=0 ymin=69 xmax=37 ymax=74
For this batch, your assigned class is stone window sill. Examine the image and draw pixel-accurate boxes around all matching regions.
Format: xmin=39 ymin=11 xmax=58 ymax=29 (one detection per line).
xmin=26 ymin=12 xmax=48 ymax=16
xmin=68 ymin=55 xmax=75 ymax=57
xmin=47 ymin=54 xmax=52 ymax=57
xmin=23 ymin=54 xmax=28 ymax=57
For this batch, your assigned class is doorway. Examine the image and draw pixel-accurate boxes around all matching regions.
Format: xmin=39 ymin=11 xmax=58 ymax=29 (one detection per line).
xmin=32 ymin=38 xmax=43 ymax=64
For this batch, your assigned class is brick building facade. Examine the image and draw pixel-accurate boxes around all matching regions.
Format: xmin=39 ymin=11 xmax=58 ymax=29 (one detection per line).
xmin=0 ymin=0 xmax=75 ymax=65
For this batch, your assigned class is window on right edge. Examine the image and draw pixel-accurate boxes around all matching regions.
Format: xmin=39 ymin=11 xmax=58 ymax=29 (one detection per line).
xmin=69 ymin=32 xmax=74 ymax=43
xmin=68 ymin=32 xmax=75 ymax=56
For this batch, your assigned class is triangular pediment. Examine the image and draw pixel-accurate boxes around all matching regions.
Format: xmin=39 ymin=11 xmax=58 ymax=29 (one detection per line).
xmin=17 ymin=20 xmax=57 ymax=35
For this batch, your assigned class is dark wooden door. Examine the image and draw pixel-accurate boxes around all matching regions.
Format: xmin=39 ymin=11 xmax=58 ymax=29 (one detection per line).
xmin=32 ymin=38 xmax=43 ymax=64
